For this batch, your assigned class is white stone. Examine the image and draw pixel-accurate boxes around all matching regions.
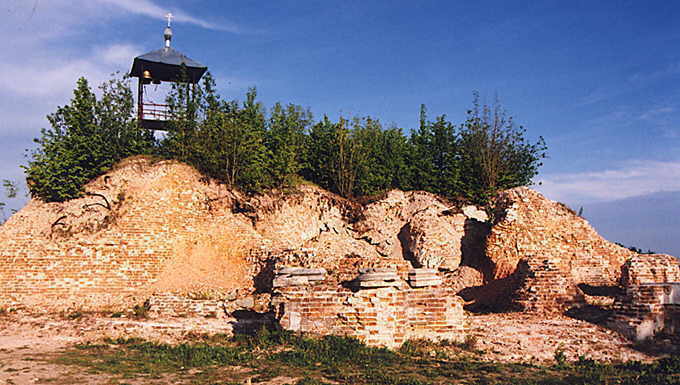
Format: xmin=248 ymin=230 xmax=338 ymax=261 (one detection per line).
xmin=277 ymin=267 xmax=327 ymax=276
xmin=357 ymin=272 xmax=400 ymax=282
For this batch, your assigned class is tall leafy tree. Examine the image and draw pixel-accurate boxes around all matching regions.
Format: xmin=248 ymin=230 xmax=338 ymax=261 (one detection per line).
xmin=332 ymin=118 xmax=366 ymax=198
xmin=24 ymin=76 xmax=155 ymax=202
xmin=409 ymin=105 xmax=437 ymax=191
xmin=458 ymin=93 xmax=547 ymax=205
xmin=303 ymin=116 xmax=338 ymax=192
xmin=266 ymin=103 xmax=312 ymax=188
xmin=409 ymin=105 xmax=460 ymax=197
xmin=429 ymin=115 xmax=460 ymax=197
xmin=352 ymin=118 xmax=412 ymax=196
xmin=162 ymin=84 xmax=271 ymax=193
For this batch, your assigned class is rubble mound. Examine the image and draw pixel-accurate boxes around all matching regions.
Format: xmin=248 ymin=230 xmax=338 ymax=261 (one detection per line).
xmin=484 ymin=187 xmax=636 ymax=312
xmin=0 ymin=157 xmax=260 ymax=310
xmin=2 ymin=157 xmax=675 ymax=328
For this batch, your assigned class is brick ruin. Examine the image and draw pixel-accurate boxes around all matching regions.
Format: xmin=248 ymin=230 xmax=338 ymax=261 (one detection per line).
xmin=0 ymin=157 xmax=677 ymax=348
xmin=609 ymin=254 xmax=680 ymax=344
xmin=271 ymin=268 xmax=465 ymax=348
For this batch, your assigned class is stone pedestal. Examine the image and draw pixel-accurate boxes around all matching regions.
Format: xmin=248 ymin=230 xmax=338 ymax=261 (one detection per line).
xmin=273 ymin=267 xmax=327 ymax=288
xmin=407 ymin=268 xmax=442 ymax=287
xmin=354 ymin=268 xmax=401 ymax=288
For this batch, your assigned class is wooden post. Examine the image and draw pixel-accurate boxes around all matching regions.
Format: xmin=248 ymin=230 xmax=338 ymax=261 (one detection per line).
xmin=137 ymin=78 xmax=144 ymax=122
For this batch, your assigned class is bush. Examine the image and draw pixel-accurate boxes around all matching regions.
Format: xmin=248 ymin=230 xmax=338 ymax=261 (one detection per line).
xmin=24 ymin=76 xmax=155 ymax=202
xmin=27 ymin=73 xmax=545 ymax=207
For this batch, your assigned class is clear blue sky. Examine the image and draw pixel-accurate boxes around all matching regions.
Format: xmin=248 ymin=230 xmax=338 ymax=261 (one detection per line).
xmin=1 ymin=1 xmax=678 ymax=255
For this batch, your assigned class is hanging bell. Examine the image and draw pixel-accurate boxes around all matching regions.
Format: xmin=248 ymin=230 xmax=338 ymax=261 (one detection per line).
xmin=143 ymin=70 xmax=152 ymax=79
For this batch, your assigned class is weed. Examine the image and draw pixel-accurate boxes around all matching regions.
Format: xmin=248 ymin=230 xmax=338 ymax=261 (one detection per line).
xmin=272 ymin=334 xmax=398 ymax=369
xmin=460 ymin=334 xmax=478 ymax=351
xmin=104 ymin=337 xmax=146 ymax=345
xmin=553 ymin=347 xmax=567 ymax=368
xmin=50 ymin=331 xmax=680 ymax=385
xmin=110 ymin=311 xmax=124 ymax=318
xmin=399 ymin=339 xmax=438 ymax=358
xmin=67 ymin=311 xmax=83 ymax=320
xmin=132 ymin=300 xmax=151 ymax=319
xmin=295 ymin=377 xmax=333 ymax=385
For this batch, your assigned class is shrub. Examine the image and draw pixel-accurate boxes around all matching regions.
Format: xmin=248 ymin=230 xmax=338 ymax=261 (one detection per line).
xmin=24 ymin=76 xmax=155 ymax=202
xmin=132 ymin=300 xmax=151 ymax=319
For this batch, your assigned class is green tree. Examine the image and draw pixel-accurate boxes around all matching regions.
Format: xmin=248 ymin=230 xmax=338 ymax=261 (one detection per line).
xmin=352 ymin=118 xmax=412 ymax=196
xmin=458 ymin=93 xmax=547 ymax=205
xmin=303 ymin=116 xmax=338 ymax=191
xmin=409 ymin=105 xmax=460 ymax=197
xmin=266 ymin=103 xmax=312 ymax=188
xmin=24 ymin=75 xmax=155 ymax=202
xmin=0 ymin=179 xmax=19 ymax=223
xmin=409 ymin=105 xmax=436 ymax=191
xmin=429 ymin=115 xmax=460 ymax=197
xmin=332 ymin=118 xmax=366 ymax=198
xmin=162 ymin=84 xmax=270 ymax=193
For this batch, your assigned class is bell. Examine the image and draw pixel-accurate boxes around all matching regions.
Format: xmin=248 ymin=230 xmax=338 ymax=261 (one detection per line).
xmin=143 ymin=70 xmax=152 ymax=79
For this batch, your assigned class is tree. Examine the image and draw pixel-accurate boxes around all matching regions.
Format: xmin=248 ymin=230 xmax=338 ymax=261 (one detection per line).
xmin=24 ymin=75 xmax=155 ymax=202
xmin=332 ymin=118 xmax=366 ymax=198
xmin=162 ymin=84 xmax=271 ymax=193
xmin=352 ymin=118 xmax=412 ymax=196
xmin=458 ymin=93 xmax=547 ymax=205
xmin=409 ymin=105 xmax=460 ymax=197
xmin=266 ymin=103 xmax=312 ymax=188
xmin=303 ymin=116 xmax=338 ymax=192
xmin=0 ymin=179 xmax=18 ymax=224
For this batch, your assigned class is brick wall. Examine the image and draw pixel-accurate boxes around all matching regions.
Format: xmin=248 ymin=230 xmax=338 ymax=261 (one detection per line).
xmin=0 ymin=158 xmax=260 ymax=311
xmin=609 ymin=283 xmax=679 ymax=342
xmin=271 ymin=282 xmax=466 ymax=348
xmin=484 ymin=188 xmax=636 ymax=312
xmin=608 ymin=254 xmax=680 ymax=342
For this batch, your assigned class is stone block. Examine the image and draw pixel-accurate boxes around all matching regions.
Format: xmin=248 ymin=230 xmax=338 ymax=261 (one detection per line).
xmin=408 ymin=268 xmax=438 ymax=275
xmin=357 ymin=272 xmax=400 ymax=282
xmin=355 ymin=280 xmax=401 ymax=288
xmin=273 ymin=275 xmax=309 ymax=287
xmin=277 ymin=267 xmax=327 ymax=276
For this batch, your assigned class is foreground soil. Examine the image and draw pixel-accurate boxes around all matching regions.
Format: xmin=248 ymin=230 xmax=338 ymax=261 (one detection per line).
xmin=0 ymin=312 xmax=674 ymax=385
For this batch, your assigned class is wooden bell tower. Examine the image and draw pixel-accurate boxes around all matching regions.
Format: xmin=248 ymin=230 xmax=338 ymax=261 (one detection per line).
xmin=129 ymin=14 xmax=208 ymax=130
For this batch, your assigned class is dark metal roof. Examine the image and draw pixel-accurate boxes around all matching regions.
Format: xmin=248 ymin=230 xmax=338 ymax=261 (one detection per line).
xmin=130 ymin=47 xmax=207 ymax=84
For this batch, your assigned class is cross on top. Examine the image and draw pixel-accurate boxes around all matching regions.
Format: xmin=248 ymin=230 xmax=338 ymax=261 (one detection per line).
xmin=165 ymin=12 xmax=174 ymax=27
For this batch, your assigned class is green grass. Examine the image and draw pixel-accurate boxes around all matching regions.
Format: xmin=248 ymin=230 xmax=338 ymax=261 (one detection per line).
xmin=49 ymin=328 xmax=680 ymax=385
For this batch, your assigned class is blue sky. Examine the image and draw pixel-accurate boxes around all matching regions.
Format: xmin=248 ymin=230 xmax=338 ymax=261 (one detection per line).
xmin=1 ymin=1 xmax=678 ymax=255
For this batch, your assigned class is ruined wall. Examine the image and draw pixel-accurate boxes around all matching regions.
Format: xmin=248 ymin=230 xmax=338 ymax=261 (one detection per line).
xmin=271 ymin=281 xmax=466 ymax=348
xmin=621 ymin=254 xmax=680 ymax=286
xmin=609 ymin=283 xmax=680 ymax=342
xmin=609 ymin=254 xmax=680 ymax=342
xmin=483 ymin=187 xmax=636 ymax=312
xmin=0 ymin=158 xmax=260 ymax=310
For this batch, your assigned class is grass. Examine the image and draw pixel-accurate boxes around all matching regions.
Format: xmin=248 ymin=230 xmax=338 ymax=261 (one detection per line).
xmin=48 ymin=328 xmax=680 ymax=385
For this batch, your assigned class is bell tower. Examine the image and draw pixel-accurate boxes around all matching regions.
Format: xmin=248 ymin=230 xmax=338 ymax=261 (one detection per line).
xmin=129 ymin=15 xmax=208 ymax=130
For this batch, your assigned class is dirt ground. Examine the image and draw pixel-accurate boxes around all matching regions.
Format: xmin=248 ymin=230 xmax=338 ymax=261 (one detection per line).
xmin=0 ymin=311 xmax=659 ymax=385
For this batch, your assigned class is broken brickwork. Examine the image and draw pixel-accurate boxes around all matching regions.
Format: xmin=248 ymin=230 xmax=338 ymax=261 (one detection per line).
xmin=271 ymin=268 xmax=465 ymax=348
xmin=481 ymin=187 xmax=635 ymax=312
xmin=609 ymin=254 xmax=680 ymax=342
xmin=0 ymin=158 xmax=260 ymax=311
